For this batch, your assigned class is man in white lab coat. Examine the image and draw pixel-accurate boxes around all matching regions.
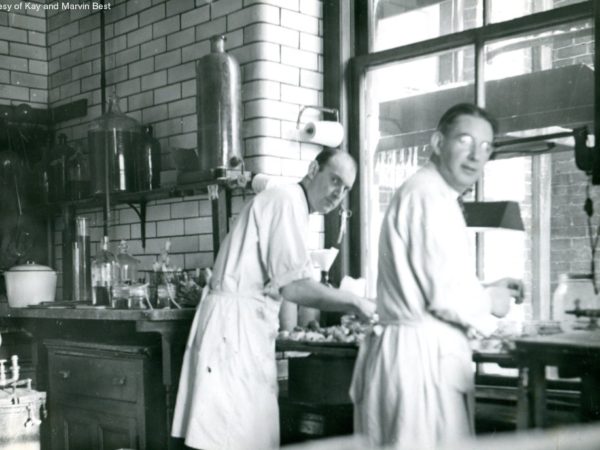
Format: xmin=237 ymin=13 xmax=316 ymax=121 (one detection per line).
xmin=351 ymin=103 xmax=523 ymax=447
xmin=172 ymin=148 xmax=376 ymax=450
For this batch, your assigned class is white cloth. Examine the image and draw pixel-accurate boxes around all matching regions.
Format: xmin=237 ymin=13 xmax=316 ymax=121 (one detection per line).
xmin=172 ymin=184 xmax=314 ymax=450
xmin=350 ymin=163 xmax=498 ymax=448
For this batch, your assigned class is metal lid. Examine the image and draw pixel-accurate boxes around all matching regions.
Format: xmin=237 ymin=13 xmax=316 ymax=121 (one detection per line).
xmin=0 ymin=388 xmax=46 ymax=406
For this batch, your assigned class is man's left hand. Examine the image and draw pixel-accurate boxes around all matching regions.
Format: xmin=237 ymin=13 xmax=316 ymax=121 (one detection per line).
xmin=487 ymin=277 xmax=524 ymax=304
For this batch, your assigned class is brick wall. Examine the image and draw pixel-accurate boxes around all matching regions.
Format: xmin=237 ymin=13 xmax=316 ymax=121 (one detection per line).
xmin=1 ymin=0 xmax=326 ymax=296
xmin=0 ymin=1 xmax=48 ymax=108
xmin=549 ymin=9 xmax=595 ymax=292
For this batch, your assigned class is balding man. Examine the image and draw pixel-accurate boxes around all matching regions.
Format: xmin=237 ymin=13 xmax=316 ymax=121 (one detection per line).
xmin=351 ymin=104 xmax=523 ymax=447
xmin=172 ymin=148 xmax=375 ymax=450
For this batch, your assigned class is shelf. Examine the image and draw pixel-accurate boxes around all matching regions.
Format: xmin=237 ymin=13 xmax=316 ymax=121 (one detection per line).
xmin=44 ymin=169 xmax=252 ymax=210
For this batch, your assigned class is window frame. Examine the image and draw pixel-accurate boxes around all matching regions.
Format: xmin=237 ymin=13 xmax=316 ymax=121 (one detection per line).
xmin=343 ymin=1 xmax=596 ymax=318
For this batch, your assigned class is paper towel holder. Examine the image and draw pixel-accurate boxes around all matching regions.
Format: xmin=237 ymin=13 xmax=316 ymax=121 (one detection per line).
xmin=296 ymin=105 xmax=340 ymax=129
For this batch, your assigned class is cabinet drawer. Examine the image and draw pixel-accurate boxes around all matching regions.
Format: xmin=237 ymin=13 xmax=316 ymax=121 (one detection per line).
xmin=48 ymin=352 xmax=140 ymax=403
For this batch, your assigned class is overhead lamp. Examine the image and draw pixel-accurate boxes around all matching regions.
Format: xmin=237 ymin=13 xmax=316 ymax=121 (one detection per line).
xmin=462 ymin=201 xmax=524 ymax=231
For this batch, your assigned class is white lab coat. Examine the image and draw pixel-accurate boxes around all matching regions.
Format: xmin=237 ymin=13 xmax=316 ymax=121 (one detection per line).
xmin=172 ymin=184 xmax=314 ymax=450
xmin=351 ymin=163 xmax=498 ymax=448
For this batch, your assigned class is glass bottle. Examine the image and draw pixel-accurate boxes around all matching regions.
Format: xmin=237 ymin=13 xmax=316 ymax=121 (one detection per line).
xmin=139 ymin=125 xmax=161 ymax=190
xmin=48 ymin=134 xmax=74 ymax=202
xmin=552 ymin=273 xmax=599 ymax=324
xmin=72 ymin=217 xmax=91 ymax=302
xmin=116 ymin=240 xmax=140 ymax=285
xmin=67 ymin=144 xmax=91 ymax=200
xmin=88 ymin=91 xmax=143 ymax=194
xmin=91 ymin=236 xmax=116 ymax=306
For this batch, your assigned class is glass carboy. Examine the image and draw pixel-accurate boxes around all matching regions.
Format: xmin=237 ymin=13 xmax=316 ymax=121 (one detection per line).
xmin=88 ymin=93 xmax=143 ymax=194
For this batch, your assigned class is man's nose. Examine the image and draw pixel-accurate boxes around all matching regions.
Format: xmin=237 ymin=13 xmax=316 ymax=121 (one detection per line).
xmin=333 ymin=185 xmax=347 ymax=198
xmin=468 ymin=143 xmax=486 ymax=161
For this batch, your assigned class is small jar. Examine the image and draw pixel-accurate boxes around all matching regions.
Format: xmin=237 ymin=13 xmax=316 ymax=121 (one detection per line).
xmin=552 ymin=273 xmax=599 ymax=323
xmin=67 ymin=146 xmax=91 ymax=200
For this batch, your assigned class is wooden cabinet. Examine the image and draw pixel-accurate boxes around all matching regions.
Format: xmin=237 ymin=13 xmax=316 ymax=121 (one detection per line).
xmin=45 ymin=339 xmax=165 ymax=450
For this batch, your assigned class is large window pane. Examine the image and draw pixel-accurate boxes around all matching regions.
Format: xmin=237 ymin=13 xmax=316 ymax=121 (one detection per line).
xmin=481 ymin=157 xmax=532 ymax=318
xmin=484 ymin=19 xmax=594 ymax=317
xmin=362 ymin=47 xmax=474 ymax=295
xmin=485 ymin=19 xmax=593 ymax=142
xmin=487 ymin=0 xmax=587 ymax=24
xmin=372 ymin=0 xmax=482 ymax=51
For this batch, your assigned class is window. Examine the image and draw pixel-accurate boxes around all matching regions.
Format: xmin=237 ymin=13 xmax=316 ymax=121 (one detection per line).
xmin=354 ymin=0 xmax=595 ymax=319
xmin=372 ymin=0 xmax=483 ymax=50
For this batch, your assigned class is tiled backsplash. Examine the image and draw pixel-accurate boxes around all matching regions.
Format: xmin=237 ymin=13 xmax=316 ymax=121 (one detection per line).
xmin=0 ymin=0 xmax=326 ymax=296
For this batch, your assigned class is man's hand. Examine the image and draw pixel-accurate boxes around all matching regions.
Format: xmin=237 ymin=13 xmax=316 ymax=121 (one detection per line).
xmin=354 ymin=297 xmax=377 ymax=322
xmin=486 ymin=277 xmax=524 ymax=318
xmin=488 ymin=277 xmax=524 ymax=304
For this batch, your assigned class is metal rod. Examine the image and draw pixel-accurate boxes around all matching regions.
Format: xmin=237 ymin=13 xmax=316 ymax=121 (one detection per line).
xmin=99 ymin=1 xmax=109 ymax=237
xmin=494 ymin=129 xmax=579 ymax=147
xmin=100 ymin=2 xmax=106 ymax=115
xmin=594 ymin=0 xmax=600 ymax=184
xmin=296 ymin=105 xmax=340 ymax=129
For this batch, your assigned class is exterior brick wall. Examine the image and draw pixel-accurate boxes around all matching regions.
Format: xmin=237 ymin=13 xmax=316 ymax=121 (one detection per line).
xmin=549 ymin=5 xmax=595 ymax=293
xmin=0 ymin=0 xmax=325 ymax=296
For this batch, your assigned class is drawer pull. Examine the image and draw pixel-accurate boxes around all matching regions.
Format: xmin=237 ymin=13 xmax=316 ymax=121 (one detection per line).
xmin=112 ymin=376 xmax=127 ymax=386
xmin=58 ymin=370 xmax=70 ymax=379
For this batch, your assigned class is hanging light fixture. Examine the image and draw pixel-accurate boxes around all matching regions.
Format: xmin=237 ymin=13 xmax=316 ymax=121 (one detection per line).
xmin=462 ymin=201 xmax=525 ymax=231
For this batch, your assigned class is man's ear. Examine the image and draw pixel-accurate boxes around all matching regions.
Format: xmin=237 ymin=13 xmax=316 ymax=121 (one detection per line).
xmin=430 ymin=131 xmax=444 ymax=157
xmin=307 ymin=160 xmax=319 ymax=179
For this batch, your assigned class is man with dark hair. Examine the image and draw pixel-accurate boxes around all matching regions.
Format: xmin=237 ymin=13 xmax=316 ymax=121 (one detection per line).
xmin=172 ymin=149 xmax=375 ymax=450
xmin=350 ymin=103 xmax=522 ymax=447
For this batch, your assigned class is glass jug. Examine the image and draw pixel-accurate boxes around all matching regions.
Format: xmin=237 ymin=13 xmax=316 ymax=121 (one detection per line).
xmin=552 ymin=273 xmax=599 ymax=324
xmin=88 ymin=92 xmax=143 ymax=194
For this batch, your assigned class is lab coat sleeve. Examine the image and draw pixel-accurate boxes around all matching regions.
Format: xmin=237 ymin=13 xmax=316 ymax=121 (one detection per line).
xmin=399 ymin=190 xmax=498 ymax=337
xmin=257 ymin=191 xmax=314 ymax=293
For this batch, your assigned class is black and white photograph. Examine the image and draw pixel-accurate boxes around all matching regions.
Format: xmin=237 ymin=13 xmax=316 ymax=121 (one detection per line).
xmin=0 ymin=0 xmax=599 ymax=449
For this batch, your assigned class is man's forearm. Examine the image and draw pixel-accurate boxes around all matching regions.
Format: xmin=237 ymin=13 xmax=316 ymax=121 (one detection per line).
xmin=280 ymin=278 xmax=360 ymax=314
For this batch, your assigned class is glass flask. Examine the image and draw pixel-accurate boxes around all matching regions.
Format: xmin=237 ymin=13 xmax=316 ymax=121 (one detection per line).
xmin=48 ymin=134 xmax=74 ymax=202
xmin=91 ymin=236 xmax=117 ymax=306
xmin=116 ymin=240 xmax=140 ymax=285
xmin=88 ymin=92 xmax=143 ymax=194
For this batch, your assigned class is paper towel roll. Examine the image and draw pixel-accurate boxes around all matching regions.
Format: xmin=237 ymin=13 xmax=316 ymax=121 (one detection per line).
xmin=301 ymin=121 xmax=344 ymax=147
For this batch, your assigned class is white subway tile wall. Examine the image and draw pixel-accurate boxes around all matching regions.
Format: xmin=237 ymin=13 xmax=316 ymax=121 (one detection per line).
xmin=1 ymin=0 xmax=326 ymax=296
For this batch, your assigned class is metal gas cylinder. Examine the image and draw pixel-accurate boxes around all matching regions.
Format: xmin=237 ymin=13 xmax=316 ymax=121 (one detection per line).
xmin=196 ymin=35 xmax=243 ymax=175
xmin=0 ymin=388 xmax=46 ymax=450
xmin=88 ymin=93 xmax=143 ymax=194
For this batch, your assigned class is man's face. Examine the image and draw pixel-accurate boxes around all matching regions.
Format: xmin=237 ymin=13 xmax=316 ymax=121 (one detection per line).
xmin=431 ymin=114 xmax=494 ymax=193
xmin=306 ymin=154 xmax=356 ymax=214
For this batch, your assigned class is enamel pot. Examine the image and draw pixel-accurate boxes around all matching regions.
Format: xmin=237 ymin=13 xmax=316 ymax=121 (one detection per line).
xmin=4 ymin=261 xmax=57 ymax=307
